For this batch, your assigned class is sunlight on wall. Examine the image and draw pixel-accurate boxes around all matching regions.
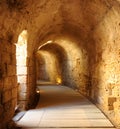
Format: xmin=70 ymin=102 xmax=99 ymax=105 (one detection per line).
xmin=16 ymin=30 xmax=28 ymax=110
xmin=55 ymin=37 xmax=88 ymax=90
xmin=36 ymin=50 xmax=61 ymax=83
xmin=16 ymin=30 xmax=27 ymax=78
xmin=51 ymin=37 xmax=88 ymax=73
xmin=38 ymin=40 xmax=53 ymax=50
xmin=16 ymin=30 xmax=28 ymax=67
xmin=37 ymin=36 xmax=88 ymax=91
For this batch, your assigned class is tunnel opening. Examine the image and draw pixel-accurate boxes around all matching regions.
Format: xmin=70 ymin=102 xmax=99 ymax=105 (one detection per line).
xmin=0 ymin=0 xmax=120 ymax=128
xmin=36 ymin=36 xmax=89 ymax=95
xmin=36 ymin=42 xmax=67 ymax=85
xmin=36 ymin=50 xmax=61 ymax=85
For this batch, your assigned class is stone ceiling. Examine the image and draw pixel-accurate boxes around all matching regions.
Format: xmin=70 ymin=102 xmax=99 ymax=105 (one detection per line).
xmin=0 ymin=0 xmax=120 ymax=55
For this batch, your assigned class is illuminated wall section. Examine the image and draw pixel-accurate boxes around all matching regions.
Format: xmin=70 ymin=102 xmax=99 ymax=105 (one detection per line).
xmin=37 ymin=36 xmax=89 ymax=95
xmin=16 ymin=30 xmax=28 ymax=110
xmin=90 ymin=8 xmax=120 ymax=125
xmin=36 ymin=50 xmax=62 ymax=84
xmin=54 ymin=37 xmax=89 ymax=94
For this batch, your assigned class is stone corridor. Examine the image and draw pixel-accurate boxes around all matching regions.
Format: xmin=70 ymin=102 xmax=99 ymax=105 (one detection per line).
xmin=0 ymin=0 xmax=120 ymax=129
xmin=16 ymin=85 xmax=115 ymax=129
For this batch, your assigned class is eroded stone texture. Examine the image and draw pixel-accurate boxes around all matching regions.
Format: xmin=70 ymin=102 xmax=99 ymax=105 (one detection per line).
xmin=90 ymin=5 xmax=120 ymax=126
xmin=0 ymin=39 xmax=17 ymax=128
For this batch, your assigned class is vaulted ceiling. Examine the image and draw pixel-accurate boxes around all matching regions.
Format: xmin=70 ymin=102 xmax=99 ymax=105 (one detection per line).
xmin=0 ymin=0 xmax=120 ymax=55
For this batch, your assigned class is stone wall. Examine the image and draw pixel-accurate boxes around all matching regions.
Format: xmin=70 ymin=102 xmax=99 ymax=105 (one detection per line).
xmin=66 ymin=49 xmax=89 ymax=95
xmin=89 ymin=6 xmax=120 ymax=126
xmin=0 ymin=39 xmax=17 ymax=129
xmin=36 ymin=37 xmax=89 ymax=96
xmin=27 ymin=56 xmax=36 ymax=109
xmin=16 ymin=43 xmax=28 ymax=110
xmin=36 ymin=50 xmax=62 ymax=84
xmin=54 ymin=38 xmax=89 ymax=95
xmin=0 ymin=30 xmax=37 ymax=129
xmin=16 ymin=30 xmax=36 ymax=110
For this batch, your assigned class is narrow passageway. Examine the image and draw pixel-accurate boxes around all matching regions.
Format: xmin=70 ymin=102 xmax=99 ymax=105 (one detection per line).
xmin=16 ymin=85 xmax=115 ymax=129
xmin=1 ymin=1 xmax=120 ymax=128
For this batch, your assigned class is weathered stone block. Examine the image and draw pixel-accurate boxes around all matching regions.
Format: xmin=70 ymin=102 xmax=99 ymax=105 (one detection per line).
xmin=2 ymin=90 xmax=12 ymax=103
xmin=13 ymin=76 xmax=17 ymax=87
xmin=11 ymin=54 xmax=16 ymax=65
xmin=3 ymin=101 xmax=12 ymax=112
xmin=7 ymin=65 xmax=16 ymax=76
xmin=2 ymin=52 xmax=11 ymax=64
xmin=3 ymin=77 xmax=12 ymax=91
xmin=0 ymin=80 xmax=3 ymax=90
xmin=2 ymin=42 xmax=7 ymax=52
xmin=12 ymin=44 xmax=16 ymax=54
xmin=0 ymin=105 xmax=3 ymax=116
xmin=108 ymin=97 xmax=116 ymax=106
xmin=26 ymin=57 xmax=30 ymax=66
xmin=3 ymin=109 xmax=14 ymax=122
xmin=0 ymin=53 xmax=2 ymax=63
xmin=29 ymin=58 xmax=33 ymax=66
xmin=28 ymin=75 xmax=33 ymax=83
xmin=108 ymin=105 xmax=114 ymax=110
xmin=12 ymin=87 xmax=17 ymax=98
xmin=29 ymin=66 xmax=34 ymax=74
xmin=6 ymin=44 xmax=12 ymax=53
xmin=105 ymin=97 xmax=116 ymax=110
xmin=0 ymin=43 xmax=3 ymax=52
xmin=12 ymin=98 xmax=17 ymax=110
xmin=113 ymin=97 xmax=120 ymax=110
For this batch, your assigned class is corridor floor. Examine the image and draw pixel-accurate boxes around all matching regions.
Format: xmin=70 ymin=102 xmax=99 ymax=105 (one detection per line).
xmin=16 ymin=85 xmax=115 ymax=129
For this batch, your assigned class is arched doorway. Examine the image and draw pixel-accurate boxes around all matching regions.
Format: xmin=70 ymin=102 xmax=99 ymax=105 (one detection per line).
xmin=16 ymin=30 xmax=28 ymax=110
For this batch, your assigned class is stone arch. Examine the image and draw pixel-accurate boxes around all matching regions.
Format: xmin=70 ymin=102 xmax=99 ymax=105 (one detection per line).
xmin=36 ymin=36 xmax=89 ymax=95
xmin=36 ymin=42 xmax=68 ymax=85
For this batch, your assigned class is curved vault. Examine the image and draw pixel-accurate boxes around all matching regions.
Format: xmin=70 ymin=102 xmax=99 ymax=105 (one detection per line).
xmin=36 ymin=36 xmax=89 ymax=93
